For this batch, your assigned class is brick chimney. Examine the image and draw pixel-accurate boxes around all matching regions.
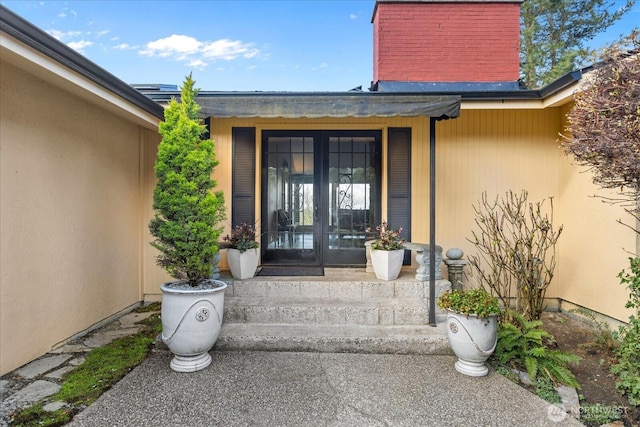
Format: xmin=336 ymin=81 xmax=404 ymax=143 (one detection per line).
xmin=372 ymin=0 xmax=521 ymax=86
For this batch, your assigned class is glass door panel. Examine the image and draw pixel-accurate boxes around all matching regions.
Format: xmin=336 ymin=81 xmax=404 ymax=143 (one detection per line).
xmin=322 ymin=134 xmax=380 ymax=265
xmin=261 ymin=133 xmax=319 ymax=264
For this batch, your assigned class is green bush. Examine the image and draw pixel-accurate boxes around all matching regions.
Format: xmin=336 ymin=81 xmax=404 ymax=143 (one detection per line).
xmin=493 ymin=311 xmax=581 ymax=388
xmin=436 ymin=288 xmax=501 ymax=319
xmin=610 ymin=257 xmax=640 ymax=406
xmin=149 ymin=75 xmax=225 ymax=286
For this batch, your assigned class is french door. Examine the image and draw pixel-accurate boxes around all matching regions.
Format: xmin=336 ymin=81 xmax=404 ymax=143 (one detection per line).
xmin=261 ymin=130 xmax=381 ymax=266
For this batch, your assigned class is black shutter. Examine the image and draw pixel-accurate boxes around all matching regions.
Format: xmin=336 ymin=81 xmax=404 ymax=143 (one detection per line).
xmin=232 ymin=128 xmax=256 ymax=227
xmin=387 ymin=128 xmax=411 ymax=264
xmin=203 ymin=117 xmax=211 ymax=140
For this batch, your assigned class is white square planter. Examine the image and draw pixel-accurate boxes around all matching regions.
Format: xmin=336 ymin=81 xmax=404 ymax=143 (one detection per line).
xmin=227 ymin=247 xmax=259 ymax=279
xmin=370 ymin=248 xmax=405 ymax=280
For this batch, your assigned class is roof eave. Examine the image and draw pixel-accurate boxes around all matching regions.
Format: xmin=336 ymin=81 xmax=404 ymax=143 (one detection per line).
xmin=372 ymin=71 xmax=582 ymax=103
xmin=0 ymin=5 xmax=164 ymax=121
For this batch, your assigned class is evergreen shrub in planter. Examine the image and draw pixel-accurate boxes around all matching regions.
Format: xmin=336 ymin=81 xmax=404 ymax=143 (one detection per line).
xmin=149 ymin=74 xmax=227 ymax=372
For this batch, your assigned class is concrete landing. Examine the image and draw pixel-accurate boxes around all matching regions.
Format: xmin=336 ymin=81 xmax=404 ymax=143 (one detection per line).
xmin=67 ymin=351 xmax=585 ymax=427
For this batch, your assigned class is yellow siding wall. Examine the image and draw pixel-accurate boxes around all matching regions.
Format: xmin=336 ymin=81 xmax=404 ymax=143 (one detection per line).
xmin=0 ymin=61 xmax=160 ymax=375
xmin=434 ymin=109 xmax=562 ymax=293
xmin=143 ymin=108 xmax=637 ymax=323
xmin=436 ymin=107 xmax=634 ymax=322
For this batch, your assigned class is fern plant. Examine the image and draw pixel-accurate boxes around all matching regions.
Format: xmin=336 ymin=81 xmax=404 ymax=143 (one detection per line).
xmin=493 ymin=311 xmax=581 ymax=388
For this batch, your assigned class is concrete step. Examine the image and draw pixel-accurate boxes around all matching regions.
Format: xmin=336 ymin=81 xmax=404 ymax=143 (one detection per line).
xmin=217 ymin=274 xmax=452 ymax=354
xmin=224 ymin=296 xmax=435 ymax=326
xmin=215 ymin=322 xmax=453 ymax=355
xmin=224 ymin=278 xmax=450 ymax=299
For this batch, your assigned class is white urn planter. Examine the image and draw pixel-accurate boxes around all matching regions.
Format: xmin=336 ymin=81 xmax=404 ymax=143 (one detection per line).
xmin=161 ymin=279 xmax=227 ymax=373
xmin=446 ymin=310 xmax=498 ymax=377
xmin=227 ymin=247 xmax=259 ymax=279
xmin=370 ymin=248 xmax=405 ymax=280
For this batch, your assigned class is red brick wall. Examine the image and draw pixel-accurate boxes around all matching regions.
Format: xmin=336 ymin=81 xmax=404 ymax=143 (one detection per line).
xmin=372 ymin=1 xmax=521 ymax=83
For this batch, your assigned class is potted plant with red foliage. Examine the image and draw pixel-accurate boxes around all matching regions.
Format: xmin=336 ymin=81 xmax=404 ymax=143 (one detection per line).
xmin=224 ymin=222 xmax=260 ymax=279
xmin=367 ymin=221 xmax=406 ymax=280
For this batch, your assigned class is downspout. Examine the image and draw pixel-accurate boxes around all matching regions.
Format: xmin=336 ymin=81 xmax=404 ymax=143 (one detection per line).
xmin=429 ymin=117 xmax=437 ymax=327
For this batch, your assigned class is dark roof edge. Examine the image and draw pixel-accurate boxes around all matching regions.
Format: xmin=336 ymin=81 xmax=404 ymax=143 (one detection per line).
xmin=139 ymin=92 xmax=461 ymax=120
xmin=140 ymin=90 xmax=461 ymax=103
xmin=371 ymin=70 xmax=583 ymax=101
xmin=0 ymin=5 xmax=164 ymax=120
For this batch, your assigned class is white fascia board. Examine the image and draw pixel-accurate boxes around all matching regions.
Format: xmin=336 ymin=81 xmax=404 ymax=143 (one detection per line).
xmin=461 ymin=99 xmax=545 ymax=109
xmin=460 ymin=81 xmax=580 ymax=110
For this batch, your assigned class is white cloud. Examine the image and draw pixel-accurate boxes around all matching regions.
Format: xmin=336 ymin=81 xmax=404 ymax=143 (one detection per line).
xmin=350 ymin=13 xmax=358 ymax=20
xmin=140 ymin=34 xmax=203 ymax=57
xmin=188 ymin=59 xmax=207 ymax=70
xmin=57 ymin=8 xmax=77 ymax=19
xmin=139 ymin=34 xmax=259 ymax=69
xmin=312 ymin=62 xmax=329 ymax=71
xmin=67 ymin=40 xmax=93 ymax=53
xmin=112 ymin=43 xmax=137 ymax=50
xmin=47 ymin=29 xmax=64 ymax=40
xmin=202 ymin=39 xmax=257 ymax=60
xmin=46 ymin=29 xmax=82 ymax=40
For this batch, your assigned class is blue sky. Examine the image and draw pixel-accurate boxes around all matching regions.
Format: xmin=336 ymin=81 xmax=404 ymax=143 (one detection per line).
xmin=2 ymin=1 xmax=638 ymax=92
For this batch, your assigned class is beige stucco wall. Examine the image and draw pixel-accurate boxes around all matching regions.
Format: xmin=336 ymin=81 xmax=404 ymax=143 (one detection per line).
xmin=555 ymin=104 xmax=636 ymax=322
xmin=0 ymin=60 xmax=160 ymax=375
xmin=165 ymin=109 xmax=636 ymax=324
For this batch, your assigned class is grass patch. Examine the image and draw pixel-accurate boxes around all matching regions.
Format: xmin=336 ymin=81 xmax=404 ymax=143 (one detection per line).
xmin=136 ymin=302 xmax=162 ymax=313
xmin=580 ymin=403 xmax=624 ymax=424
xmin=56 ymin=331 xmax=156 ymax=405
xmin=10 ymin=403 xmax=74 ymax=427
xmin=534 ymin=376 xmax=561 ymax=404
xmin=10 ymin=305 xmax=161 ymax=426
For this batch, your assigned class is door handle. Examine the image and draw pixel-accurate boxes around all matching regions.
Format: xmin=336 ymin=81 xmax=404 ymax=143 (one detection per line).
xmin=314 ymin=204 xmax=319 ymax=221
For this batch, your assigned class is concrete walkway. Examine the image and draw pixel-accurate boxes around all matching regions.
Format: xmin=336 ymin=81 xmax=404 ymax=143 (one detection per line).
xmin=1 ymin=270 xmax=585 ymax=426
xmin=67 ymin=350 xmax=583 ymax=427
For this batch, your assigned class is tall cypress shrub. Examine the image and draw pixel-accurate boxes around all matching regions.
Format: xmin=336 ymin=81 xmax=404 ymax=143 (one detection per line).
xmin=149 ymin=75 xmax=225 ymax=286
